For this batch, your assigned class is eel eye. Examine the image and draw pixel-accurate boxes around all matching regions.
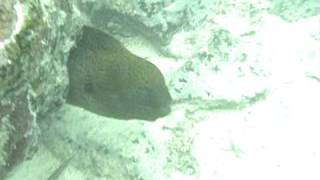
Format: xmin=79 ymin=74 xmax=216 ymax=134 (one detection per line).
xmin=84 ymin=82 xmax=94 ymax=93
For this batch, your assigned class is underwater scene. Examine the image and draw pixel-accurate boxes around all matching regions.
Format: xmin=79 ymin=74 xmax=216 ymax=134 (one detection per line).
xmin=0 ymin=0 xmax=319 ymax=179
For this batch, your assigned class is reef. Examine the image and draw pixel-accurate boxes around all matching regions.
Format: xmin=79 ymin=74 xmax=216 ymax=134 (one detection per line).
xmin=0 ymin=0 xmax=78 ymax=177
xmin=0 ymin=0 xmax=17 ymax=41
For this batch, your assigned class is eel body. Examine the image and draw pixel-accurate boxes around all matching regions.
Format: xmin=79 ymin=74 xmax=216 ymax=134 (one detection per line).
xmin=67 ymin=26 xmax=172 ymax=121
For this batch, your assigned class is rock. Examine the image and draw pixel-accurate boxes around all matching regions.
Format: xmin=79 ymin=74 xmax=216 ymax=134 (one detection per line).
xmin=0 ymin=0 xmax=79 ymax=177
xmin=269 ymin=0 xmax=320 ymax=22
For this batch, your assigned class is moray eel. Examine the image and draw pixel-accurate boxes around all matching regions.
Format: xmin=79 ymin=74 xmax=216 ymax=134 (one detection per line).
xmin=67 ymin=26 xmax=172 ymax=121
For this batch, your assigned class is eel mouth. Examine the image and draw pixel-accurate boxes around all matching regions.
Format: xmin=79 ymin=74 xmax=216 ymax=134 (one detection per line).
xmin=130 ymin=103 xmax=172 ymax=121
xmin=156 ymin=105 xmax=171 ymax=117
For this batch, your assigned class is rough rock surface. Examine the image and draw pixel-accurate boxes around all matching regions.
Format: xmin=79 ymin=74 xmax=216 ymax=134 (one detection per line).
xmin=0 ymin=0 xmax=79 ymax=177
xmin=269 ymin=0 xmax=320 ymax=22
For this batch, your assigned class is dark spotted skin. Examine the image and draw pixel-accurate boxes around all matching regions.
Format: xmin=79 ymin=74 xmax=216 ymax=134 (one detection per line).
xmin=67 ymin=26 xmax=172 ymax=121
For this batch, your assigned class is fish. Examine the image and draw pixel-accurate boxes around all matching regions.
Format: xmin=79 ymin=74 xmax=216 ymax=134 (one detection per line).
xmin=67 ymin=26 xmax=172 ymax=121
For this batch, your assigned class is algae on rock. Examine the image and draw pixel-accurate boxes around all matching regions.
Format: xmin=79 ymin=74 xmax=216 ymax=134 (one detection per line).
xmin=0 ymin=0 xmax=79 ymax=177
